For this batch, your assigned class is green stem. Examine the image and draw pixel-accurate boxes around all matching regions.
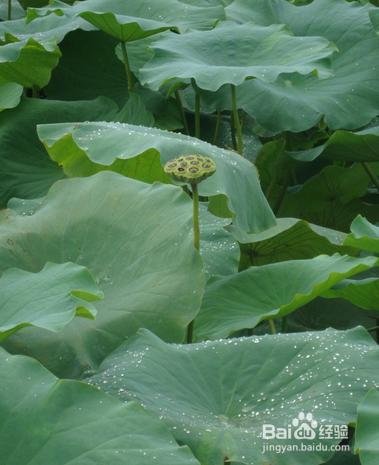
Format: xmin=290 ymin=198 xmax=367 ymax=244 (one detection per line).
xmin=187 ymin=183 xmax=200 ymax=344
xmin=175 ymin=90 xmax=189 ymax=135
xmin=362 ymin=161 xmax=379 ymax=191
xmin=7 ymin=0 xmax=11 ymax=20
xmin=120 ymin=41 xmax=134 ymax=91
xmin=192 ymin=79 xmax=201 ymax=139
xmin=268 ymin=319 xmax=277 ymax=335
xmin=212 ymin=111 xmax=221 ymax=146
xmin=187 ymin=184 xmax=200 ymax=344
xmin=231 ymin=84 xmax=243 ymax=155
xmin=192 ymin=183 xmax=200 ymax=251
xmin=32 ymin=86 xmax=39 ymax=98
xmin=281 ymin=317 xmax=288 ymax=333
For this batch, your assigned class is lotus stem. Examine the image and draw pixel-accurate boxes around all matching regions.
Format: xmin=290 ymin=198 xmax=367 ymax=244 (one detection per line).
xmin=231 ymin=84 xmax=243 ymax=155
xmin=191 ymin=183 xmax=200 ymax=252
xmin=163 ymin=155 xmax=217 ymax=344
xmin=175 ymin=90 xmax=189 ymax=135
xmin=361 ymin=162 xmax=379 ymax=191
xmin=268 ymin=319 xmax=277 ymax=335
xmin=120 ymin=41 xmax=134 ymax=91
xmin=213 ymin=111 xmax=221 ymax=146
xmin=191 ymin=79 xmax=201 ymax=139
xmin=7 ymin=0 xmax=11 ymax=20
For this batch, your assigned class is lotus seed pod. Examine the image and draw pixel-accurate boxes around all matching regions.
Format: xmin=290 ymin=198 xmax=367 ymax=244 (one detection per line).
xmin=164 ymin=155 xmax=216 ymax=184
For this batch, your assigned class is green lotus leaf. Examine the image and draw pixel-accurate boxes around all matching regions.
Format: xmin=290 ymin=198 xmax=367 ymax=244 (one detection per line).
xmin=0 ymin=1 xmax=24 ymax=19
xmin=37 ymin=121 xmax=276 ymax=233
xmin=0 ymin=80 xmax=22 ymax=111
xmin=344 ymin=215 xmax=379 ymax=254
xmin=229 ymin=218 xmax=355 ymax=266
xmin=90 ymin=327 xmax=379 ymax=465
xmin=0 ymin=262 xmax=103 ymax=342
xmin=200 ymin=207 xmax=239 ymax=277
xmin=0 ymin=37 xmax=60 ymax=88
xmin=355 ymin=390 xmax=379 ymax=465
xmin=280 ymin=164 xmax=379 ymax=231
xmin=141 ymin=21 xmax=335 ymax=92
xmin=33 ymin=0 xmax=224 ymax=43
xmin=0 ymin=172 xmax=204 ymax=377
xmin=0 ymin=96 xmax=118 ymax=208
xmin=220 ymin=0 xmax=379 ymax=133
xmin=0 ymin=349 xmax=199 ymax=465
xmin=195 ymin=254 xmax=377 ymax=340
xmin=0 ymin=10 xmax=89 ymax=46
xmin=289 ymin=126 xmax=379 ymax=163
xmin=323 ymin=277 xmax=379 ymax=311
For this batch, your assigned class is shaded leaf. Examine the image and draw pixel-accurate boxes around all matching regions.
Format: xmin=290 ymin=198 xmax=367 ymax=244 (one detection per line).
xmin=0 ymin=97 xmax=117 ymax=207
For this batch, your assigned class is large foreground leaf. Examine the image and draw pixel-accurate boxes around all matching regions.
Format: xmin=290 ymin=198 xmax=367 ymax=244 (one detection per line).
xmin=195 ymin=254 xmax=377 ymax=340
xmin=0 ymin=262 xmax=102 ymax=341
xmin=0 ymin=349 xmax=199 ymax=465
xmin=141 ymin=22 xmax=334 ymax=92
xmin=90 ymin=327 xmax=379 ymax=465
xmin=37 ymin=121 xmax=276 ymax=233
xmin=355 ymin=390 xmax=379 ymax=465
xmin=0 ymin=97 xmax=117 ymax=208
xmin=223 ymin=0 xmax=379 ymax=133
xmin=0 ymin=172 xmax=204 ymax=376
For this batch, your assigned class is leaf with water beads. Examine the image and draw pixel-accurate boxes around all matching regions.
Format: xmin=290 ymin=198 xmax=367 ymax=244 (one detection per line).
xmin=89 ymin=327 xmax=379 ymax=465
xmin=37 ymin=121 xmax=276 ymax=233
xmin=0 ymin=349 xmax=200 ymax=465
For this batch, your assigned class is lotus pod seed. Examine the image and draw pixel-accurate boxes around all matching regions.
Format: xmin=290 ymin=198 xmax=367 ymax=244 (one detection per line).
xmin=164 ymin=155 xmax=216 ymax=184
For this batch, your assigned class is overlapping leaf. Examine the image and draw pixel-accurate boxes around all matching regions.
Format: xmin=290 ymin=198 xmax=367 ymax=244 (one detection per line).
xmin=229 ymin=217 xmax=354 ymax=266
xmin=0 ymin=172 xmax=204 ymax=376
xmin=344 ymin=215 xmax=379 ymax=253
xmin=323 ymin=277 xmax=379 ymax=311
xmin=0 ymin=349 xmax=199 ymax=465
xmin=195 ymin=254 xmax=377 ymax=340
xmin=280 ymin=165 xmax=379 ymax=231
xmin=289 ymin=126 xmax=379 ymax=163
xmin=222 ymin=0 xmax=379 ymax=133
xmin=90 ymin=327 xmax=379 ymax=465
xmin=141 ymin=22 xmax=335 ymax=92
xmin=37 ymin=121 xmax=276 ymax=233
xmin=0 ymin=97 xmax=117 ymax=208
xmin=0 ymin=262 xmax=102 ymax=342
xmin=31 ymin=0 xmax=224 ymax=42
